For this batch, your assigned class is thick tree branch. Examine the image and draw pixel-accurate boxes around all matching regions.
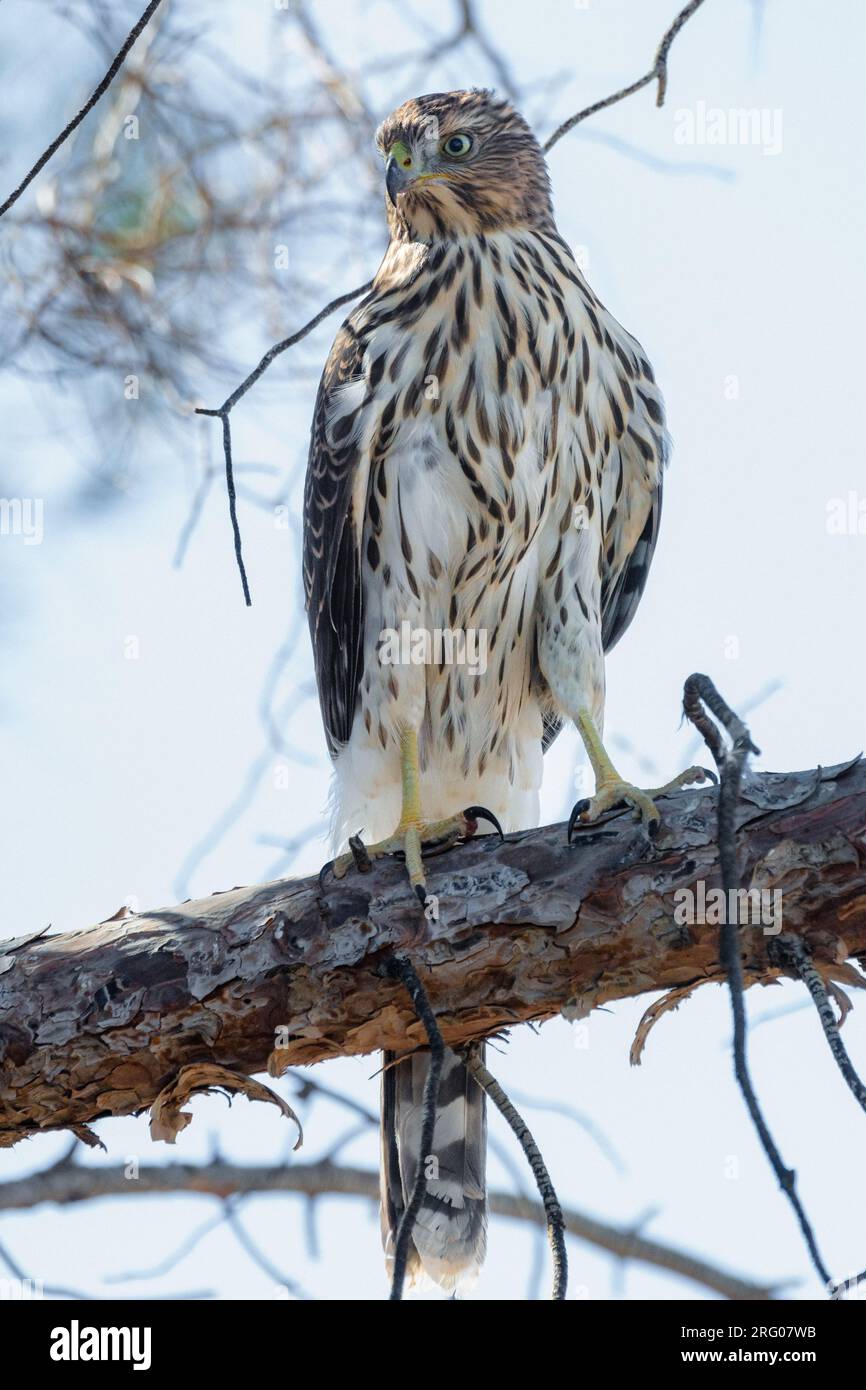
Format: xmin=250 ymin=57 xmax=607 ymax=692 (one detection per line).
xmin=2 ymin=757 xmax=865 ymax=1147
xmin=0 ymin=1155 xmax=782 ymax=1301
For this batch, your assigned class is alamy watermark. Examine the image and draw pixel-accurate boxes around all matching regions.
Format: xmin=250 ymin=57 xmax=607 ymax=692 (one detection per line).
xmin=0 ymin=1277 xmax=44 ymax=1299
xmin=674 ymin=881 xmax=782 ymax=935
xmin=0 ymin=497 xmax=43 ymax=545
xmin=378 ymin=621 xmax=487 ymax=676
xmin=674 ymin=102 xmax=783 ymax=156
xmin=50 ymin=1321 xmax=151 ymax=1371
xmin=826 ymin=491 xmax=866 ymax=535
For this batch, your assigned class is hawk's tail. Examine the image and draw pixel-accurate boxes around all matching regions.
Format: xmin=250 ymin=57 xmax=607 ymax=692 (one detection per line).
xmin=380 ymin=1046 xmax=487 ymax=1292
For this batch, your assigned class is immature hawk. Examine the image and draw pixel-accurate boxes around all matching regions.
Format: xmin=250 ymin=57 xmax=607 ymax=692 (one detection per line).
xmin=303 ymin=89 xmax=705 ymax=1291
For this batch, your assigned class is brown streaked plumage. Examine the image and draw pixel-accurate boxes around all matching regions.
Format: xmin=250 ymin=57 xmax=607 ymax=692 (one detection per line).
xmin=375 ymin=90 xmax=555 ymax=243
xmin=303 ymin=88 xmax=692 ymax=1293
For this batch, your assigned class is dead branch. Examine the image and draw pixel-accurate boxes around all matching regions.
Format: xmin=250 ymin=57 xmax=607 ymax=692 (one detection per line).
xmin=2 ymin=755 xmax=866 ymax=1149
xmin=380 ymin=954 xmax=445 ymax=1301
xmin=462 ymin=1043 xmax=567 ymax=1300
xmin=683 ymin=675 xmax=832 ymax=1289
xmin=194 ymin=281 xmax=373 ymax=606
xmin=770 ymin=933 xmax=866 ymax=1114
xmin=0 ymin=0 xmax=165 ymax=219
xmin=543 ymin=0 xmax=709 ymax=151
xmin=0 ymin=1154 xmax=783 ymax=1301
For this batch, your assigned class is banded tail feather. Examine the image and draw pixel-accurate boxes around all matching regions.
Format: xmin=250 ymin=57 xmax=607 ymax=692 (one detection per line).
xmin=380 ymin=1045 xmax=487 ymax=1292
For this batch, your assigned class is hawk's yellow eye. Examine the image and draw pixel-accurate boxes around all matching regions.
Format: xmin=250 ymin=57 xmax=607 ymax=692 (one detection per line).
xmin=441 ymin=133 xmax=473 ymax=159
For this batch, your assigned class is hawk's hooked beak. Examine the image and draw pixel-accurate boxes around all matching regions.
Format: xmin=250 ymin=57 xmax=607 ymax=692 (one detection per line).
xmin=385 ymin=140 xmax=416 ymax=206
xmin=385 ymin=156 xmax=404 ymax=207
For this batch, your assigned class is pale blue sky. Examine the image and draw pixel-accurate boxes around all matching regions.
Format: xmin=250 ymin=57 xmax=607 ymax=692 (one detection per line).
xmin=2 ymin=0 xmax=865 ymax=1300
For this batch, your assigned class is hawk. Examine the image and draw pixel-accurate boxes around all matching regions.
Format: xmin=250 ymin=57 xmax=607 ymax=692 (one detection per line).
xmin=303 ymin=89 xmax=706 ymax=1291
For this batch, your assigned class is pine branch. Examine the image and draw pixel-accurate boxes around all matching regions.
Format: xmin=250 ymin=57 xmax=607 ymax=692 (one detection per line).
xmin=2 ymin=753 xmax=865 ymax=1147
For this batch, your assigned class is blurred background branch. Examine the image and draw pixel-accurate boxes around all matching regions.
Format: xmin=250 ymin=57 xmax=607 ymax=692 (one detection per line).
xmin=0 ymin=1144 xmax=784 ymax=1301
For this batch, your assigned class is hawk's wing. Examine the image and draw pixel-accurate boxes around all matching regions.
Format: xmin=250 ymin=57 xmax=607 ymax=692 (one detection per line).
xmin=303 ymin=320 xmax=369 ymax=759
xmin=600 ymin=471 xmax=663 ymax=652
xmin=542 ymin=354 xmax=666 ymax=754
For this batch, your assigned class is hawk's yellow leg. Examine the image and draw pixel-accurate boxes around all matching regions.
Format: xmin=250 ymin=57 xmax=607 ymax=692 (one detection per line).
xmin=570 ymin=708 xmax=713 ymax=839
xmin=329 ymin=729 xmax=501 ymax=906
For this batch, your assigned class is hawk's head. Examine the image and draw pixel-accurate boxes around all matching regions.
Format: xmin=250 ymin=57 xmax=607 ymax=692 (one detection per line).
xmin=375 ymin=89 xmax=554 ymax=242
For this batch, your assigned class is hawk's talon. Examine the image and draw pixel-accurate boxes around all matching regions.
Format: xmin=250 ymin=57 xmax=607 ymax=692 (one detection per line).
xmin=463 ymin=805 xmax=504 ymax=842
xmin=567 ymin=799 xmax=592 ymax=844
xmin=348 ymin=833 xmax=372 ymax=873
xmin=568 ymin=765 xmax=713 ymax=842
xmin=577 ymin=778 xmax=658 ymax=827
xmin=643 ymin=765 xmax=716 ymax=798
xmin=321 ymin=808 xmax=488 ymax=906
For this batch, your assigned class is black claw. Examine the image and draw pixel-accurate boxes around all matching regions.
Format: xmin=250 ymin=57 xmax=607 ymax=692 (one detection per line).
xmin=348 ymin=833 xmax=371 ymax=873
xmin=415 ymin=884 xmax=429 ymax=909
xmin=647 ymin=817 xmax=660 ymax=839
xmin=699 ymin=765 xmax=719 ymax=786
xmin=567 ymin=799 xmax=591 ymax=843
xmin=318 ymin=861 xmax=334 ymax=889
xmin=463 ymin=805 xmax=504 ymax=841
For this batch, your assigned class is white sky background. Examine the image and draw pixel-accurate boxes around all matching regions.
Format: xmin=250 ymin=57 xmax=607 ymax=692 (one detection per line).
xmin=1 ymin=0 xmax=865 ymax=1301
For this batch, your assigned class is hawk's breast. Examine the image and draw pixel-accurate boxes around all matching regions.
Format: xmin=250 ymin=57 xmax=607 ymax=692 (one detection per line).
xmin=326 ymin=227 xmax=665 ymax=843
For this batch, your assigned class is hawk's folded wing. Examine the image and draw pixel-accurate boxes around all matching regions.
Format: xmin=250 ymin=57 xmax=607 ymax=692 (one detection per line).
xmin=302 ymin=320 xmax=369 ymax=758
xmin=601 ymin=471 xmax=663 ymax=653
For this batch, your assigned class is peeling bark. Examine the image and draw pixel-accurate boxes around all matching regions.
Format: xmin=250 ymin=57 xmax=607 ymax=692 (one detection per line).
xmin=1 ymin=758 xmax=865 ymax=1146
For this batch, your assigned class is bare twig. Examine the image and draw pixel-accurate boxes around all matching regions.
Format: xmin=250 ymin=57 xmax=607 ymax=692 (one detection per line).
xmin=290 ymin=1072 xmax=378 ymax=1127
xmin=106 ymin=1205 xmax=230 ymax=1283
xmin=462 ymin=1044 xmax=567 ymax=1301
xmin=0 ymin=1233 xmax=209 ymax=1301
xmin=543 ymin=0 xmax=709 ymax=151
xmin=830 ymin=1266 xmax=866 ymax=1300
xmin=770 ymin=934 xmax=866 ymax=1115
xmin=380 ymin=954 xmax=445 ymax=1302
xmin=0 ymin=0 xmax=166 ymax=218
xmin=107 ymin=1187 xmax=308 ymax=1295
xmin=222 ymin=1202 xmax=311 ymax=1300
xmin=456 ymin=0 xmax=519 ymax=100
xmin=509 ymin=1088 xmax=626 ymax=1175
xmin=682 ymin=673 xmax=831 ymax=1291
xmin=194 ymin=282 xmax=372 ymax=605
xmin=292 ymin=0 xmax=376 ymax=131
